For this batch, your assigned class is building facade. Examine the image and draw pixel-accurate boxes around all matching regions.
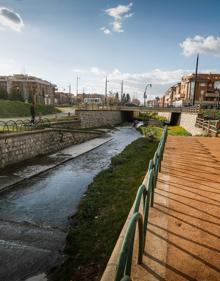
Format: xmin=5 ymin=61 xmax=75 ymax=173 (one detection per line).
xmin=158 ymin=73 xmax=220 ymax=107
xmin=0 ymin=74 xmax=56 ymax=105
xmin=54 ymin=92 xmax=75 ymax=105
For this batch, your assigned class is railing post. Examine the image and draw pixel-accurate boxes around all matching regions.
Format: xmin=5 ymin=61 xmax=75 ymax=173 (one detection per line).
xmin=208 ymin=120 xmax=211 ymax=135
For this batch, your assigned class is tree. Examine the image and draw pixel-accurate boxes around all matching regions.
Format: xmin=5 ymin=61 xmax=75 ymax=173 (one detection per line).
xmin=121 ymin=93 xmax=126 ymax=105
xmin=126 ymin=93 xmax=131 ymax=104
xmin=0 ymin=88 xmax=8 ymax=100
xmin=9 ymin=89 xmax=24 ymax=102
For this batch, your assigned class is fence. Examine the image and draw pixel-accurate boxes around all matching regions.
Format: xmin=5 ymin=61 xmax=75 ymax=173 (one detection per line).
xmin=0 ymin=118 xmax=51 ymax=133
xmin=101 ymin=126 xmax=168 ymax=281
xmin=196 ymin=118 xmax=220 ymax=136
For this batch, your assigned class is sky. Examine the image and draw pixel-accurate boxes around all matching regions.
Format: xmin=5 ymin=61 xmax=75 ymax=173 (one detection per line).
xmin=1 ymin=0 xmax=220 ymax=101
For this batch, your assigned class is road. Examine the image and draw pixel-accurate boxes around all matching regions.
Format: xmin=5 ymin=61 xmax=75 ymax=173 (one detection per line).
xmin=0 ymin=127 xmax=141 ymax=281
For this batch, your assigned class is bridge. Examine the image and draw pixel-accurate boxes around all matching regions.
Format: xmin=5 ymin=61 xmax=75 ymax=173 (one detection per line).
xmin=101 ymin=127 xmax=220 ymax=281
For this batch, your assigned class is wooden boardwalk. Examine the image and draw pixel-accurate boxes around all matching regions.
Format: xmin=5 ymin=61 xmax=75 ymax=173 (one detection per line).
xmin=132 ymin=136 xmax=220 ymax=281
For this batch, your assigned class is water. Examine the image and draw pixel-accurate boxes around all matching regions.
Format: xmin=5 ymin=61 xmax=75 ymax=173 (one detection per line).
xmin=0 ymin=127 xmax=141 ymax=281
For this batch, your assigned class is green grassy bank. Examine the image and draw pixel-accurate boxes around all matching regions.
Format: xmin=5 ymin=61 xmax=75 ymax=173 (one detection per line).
xmin=50 ymin=137 xmax=159 ymax=281
xmin=140 ymin=125 xmax=191 ymax=138
xmin=0 ymin=100 xmax=60 ymax=118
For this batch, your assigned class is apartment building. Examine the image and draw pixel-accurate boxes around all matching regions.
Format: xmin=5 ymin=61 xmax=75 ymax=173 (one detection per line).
xmin=0 ymin=74 xmax=56 ymax=105
xmin=159 ymin=73 xmax=220 ymax=107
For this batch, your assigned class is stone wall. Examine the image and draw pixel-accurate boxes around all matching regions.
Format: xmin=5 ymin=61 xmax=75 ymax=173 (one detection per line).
xmin=0 ymin=129 xmax=101 ymax=168
xmin=179 ymin=113 xmax=203 ymax=135
xmin=76 ymin=110 xmax=122 ymax=128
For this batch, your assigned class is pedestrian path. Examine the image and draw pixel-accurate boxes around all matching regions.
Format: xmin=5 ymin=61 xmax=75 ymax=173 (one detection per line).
xmin=132 ymin=136 xmax=220 ymax=281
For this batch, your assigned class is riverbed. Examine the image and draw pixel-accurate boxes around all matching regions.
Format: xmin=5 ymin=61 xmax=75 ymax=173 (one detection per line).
xmin=0 ymin=127 xmax=141 ymax=281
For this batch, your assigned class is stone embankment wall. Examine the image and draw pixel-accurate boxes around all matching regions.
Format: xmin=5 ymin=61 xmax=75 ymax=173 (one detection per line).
xmin=0 ymin=129 xmax=100 ymax=168
xmin=76 ymin=110 xmax=122 ymax=128
xmin=179 ymin=113 xmax=203 ymax=135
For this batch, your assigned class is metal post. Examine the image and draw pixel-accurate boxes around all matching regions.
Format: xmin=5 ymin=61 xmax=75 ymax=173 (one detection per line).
xmin=193 ymin=53 xmax=199 ymax=106
xmin=76 ymin=76 xmax=80 ymax=96
xmin=105 ymin=77 xmax=109 ymax=106
xmin=121 ymin=80 xmax=124 ymax=103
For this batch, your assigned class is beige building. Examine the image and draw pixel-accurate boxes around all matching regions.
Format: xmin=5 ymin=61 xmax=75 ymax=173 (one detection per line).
xmin=54 ymin=92 xmax=75 ymax=105
xmin=158 ymin=73 xmax=220 ymax=107
xmin=180 ymin=73 xmax=220 ymax=105
xmin=0 ymin=74 xmax=56 ymax=105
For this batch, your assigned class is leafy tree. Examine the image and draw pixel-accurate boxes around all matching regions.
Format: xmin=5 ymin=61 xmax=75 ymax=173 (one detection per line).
xmin=126 ymin=93 xmax=131 ymax=104
xmin=0 ymin=88 xmax=8 ymax=100
xmin=9 ymin=89 xmax=24 ymax=102
xmin=121 ymin=93 xmax=126 ymax=105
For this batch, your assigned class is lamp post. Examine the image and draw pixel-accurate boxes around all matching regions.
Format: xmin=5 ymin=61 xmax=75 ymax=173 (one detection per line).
xmin=144 ymin=83 xmax=152 ymax=107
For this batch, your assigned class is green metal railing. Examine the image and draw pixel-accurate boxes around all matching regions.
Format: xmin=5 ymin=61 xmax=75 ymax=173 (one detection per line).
xmin=115 ymin=126 xmax=168 ymax=281
xmin=0 ymin=118 xmax=51 ymax=133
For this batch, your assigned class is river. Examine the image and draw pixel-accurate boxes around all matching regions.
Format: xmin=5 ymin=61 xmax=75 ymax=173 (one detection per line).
xmin=0 ymin=127 xmax=141 ymax=281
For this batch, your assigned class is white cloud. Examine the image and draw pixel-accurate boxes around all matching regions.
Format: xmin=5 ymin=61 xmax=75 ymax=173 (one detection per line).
xmin=112 ymin=21 xmax=123 ymax=33
xmin=105 ymin=3 xmax=133 ymax=20
xmin=0 ymin=7 xmax=24 ymax=31
xmin=100 ymin=26 xmax=112 ymax=35
xmin=180 ymin=35 xmax=220 ymax=56
xmin=101 ymin=3 xmax=133 ymax=35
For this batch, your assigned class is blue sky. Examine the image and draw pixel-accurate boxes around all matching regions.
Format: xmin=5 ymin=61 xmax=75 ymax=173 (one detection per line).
xmin=0 ymin=0 xmax=220 ymax=100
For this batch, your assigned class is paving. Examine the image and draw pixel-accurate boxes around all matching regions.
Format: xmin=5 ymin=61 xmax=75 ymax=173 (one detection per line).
xmin=132 ymin=136 xmax=220 ymax=281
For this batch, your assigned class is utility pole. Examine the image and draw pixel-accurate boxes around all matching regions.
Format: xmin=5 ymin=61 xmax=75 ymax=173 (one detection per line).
xmin=76 ymin=76 xmax=80 ymax=96
xmin=121 ymin=80 xmax=124 ymax=102
xmin=192 ymin=53 xmax=199 ymax=106
xmin=105 ymin=77 xmax=109 ymax=105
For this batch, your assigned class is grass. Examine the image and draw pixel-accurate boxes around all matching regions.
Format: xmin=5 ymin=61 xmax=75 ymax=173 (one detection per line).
xmin=203 ymin=109 xmax=220 ymax=120
xmin=140 ymin=125 xmax=191 ymax=138
xmin=50 ymin=137 xmax=159 ymax=281
xmin=0 ymin=100 xmax=60 ymax=118
xmin=139 ymin=112 xmax=167 ymax=122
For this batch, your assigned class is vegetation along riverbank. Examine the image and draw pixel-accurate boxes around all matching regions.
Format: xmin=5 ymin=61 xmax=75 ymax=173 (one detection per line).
xmin=50 ymin=125 xmax=190 ymax=281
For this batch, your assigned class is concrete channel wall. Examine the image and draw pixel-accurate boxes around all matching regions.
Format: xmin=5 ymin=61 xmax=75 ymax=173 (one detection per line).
xmin=179 ymin=113 xmax=203 ymax=135
xmin=76 ymin=110 xmax=122 ymax=128
xmin=157 ymin=111 xmax=172 ymax=122
xmin=0 ymin=129 xmax=101 ymax=168
xmin=158 ymin=111 xmax=203 ymax=135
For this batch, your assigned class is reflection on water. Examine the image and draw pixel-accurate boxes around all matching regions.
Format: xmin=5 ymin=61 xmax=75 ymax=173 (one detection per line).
xmin=0 ymin=128 xmax=141 ymax=230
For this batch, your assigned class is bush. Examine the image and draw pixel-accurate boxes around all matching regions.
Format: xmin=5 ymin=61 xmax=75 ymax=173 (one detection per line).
xmin=0 ymin=89 xmax=8 ymax=100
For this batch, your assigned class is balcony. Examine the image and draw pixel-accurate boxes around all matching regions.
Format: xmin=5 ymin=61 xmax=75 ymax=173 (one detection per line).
xmin=175 ymin=93 xmax=185 ymax=99
xmin=204 ymin=92 xmax=219 ymax=98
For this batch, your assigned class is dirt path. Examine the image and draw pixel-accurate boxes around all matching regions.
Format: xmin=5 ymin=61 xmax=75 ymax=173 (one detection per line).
xmin=132 ymin=136 xmax=220 ymax=281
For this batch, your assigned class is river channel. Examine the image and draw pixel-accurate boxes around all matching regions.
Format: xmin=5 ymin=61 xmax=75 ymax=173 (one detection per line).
xmin=0 ymin=127 xmax=141 ymax=281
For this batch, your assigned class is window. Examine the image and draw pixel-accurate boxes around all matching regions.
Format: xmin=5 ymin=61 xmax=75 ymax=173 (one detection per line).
xmin=200 ymin=82 xmax=206 ymax=87
xmin=214 ymin=81 xmax=220 ymax=89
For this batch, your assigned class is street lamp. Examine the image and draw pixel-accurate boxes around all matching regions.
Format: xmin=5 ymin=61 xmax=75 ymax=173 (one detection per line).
xmin=144 ymin=83 xmax=152 ymax=107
